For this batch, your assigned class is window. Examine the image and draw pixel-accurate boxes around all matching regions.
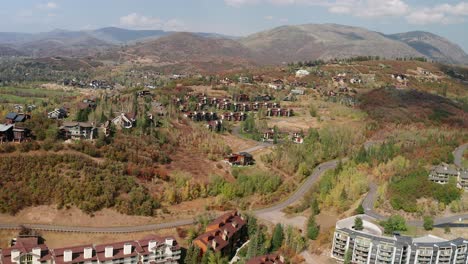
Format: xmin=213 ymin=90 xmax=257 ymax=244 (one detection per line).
xmin=20 ymin=254 xmax=33 ymax=264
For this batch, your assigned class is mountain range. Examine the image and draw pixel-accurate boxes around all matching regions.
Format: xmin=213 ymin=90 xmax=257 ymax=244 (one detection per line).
xmin=0 ymin=24 xmax=467 ymax=68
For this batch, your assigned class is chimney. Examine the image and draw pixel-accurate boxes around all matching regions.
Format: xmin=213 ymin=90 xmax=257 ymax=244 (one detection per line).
xmin=165 ymin=238 xmax=174 ymax=246
xmin=32 ymin=247 xmax=41 ymax=257
xmin=105 ymin=246 xmax=113 ymax=258
xmin=148 ymin=240 xmax=157 ymax=252
xmin=123 ymin=243 xmax=132 ymax=255
xmin=84 ymin=247 xmax=93 ymax=259
xmin=211 ymin=240 xmax=217 ymax=250
xmin=11 ymin=250 xmax=20 ymax=262
xmin=64 ymin=250 xmax=73 ymax=262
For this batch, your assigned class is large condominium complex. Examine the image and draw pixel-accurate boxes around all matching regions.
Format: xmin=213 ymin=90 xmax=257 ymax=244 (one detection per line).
xmin=0 ymin=235 xmax=181 ymax=264
xmin=331 ymin=215 xmax=468 ymax=264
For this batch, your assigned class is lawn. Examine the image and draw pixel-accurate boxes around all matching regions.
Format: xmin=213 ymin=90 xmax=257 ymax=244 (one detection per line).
xmin=0 ymin=85 xmax=77 ymax=104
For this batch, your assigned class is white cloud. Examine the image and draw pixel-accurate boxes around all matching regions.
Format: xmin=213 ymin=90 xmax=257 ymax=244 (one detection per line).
xmin=264 ymin=15 xmax=274 ymax=20
xmin=225 ymin=0 xmax=468 ymax=25
xmin=37 ymin=2 xmax=58 ymax=10
xmin=405 ymin=2 xmax=468 ymax=25
xmin=119 ymin=13 xmax=186 ymax=31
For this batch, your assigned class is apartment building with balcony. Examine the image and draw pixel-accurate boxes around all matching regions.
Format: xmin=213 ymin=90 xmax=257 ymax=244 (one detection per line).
xmin=331 ymin=215 xmax=468 ymax=264
xmin=0 ymin=235 xmax=180 ymax=264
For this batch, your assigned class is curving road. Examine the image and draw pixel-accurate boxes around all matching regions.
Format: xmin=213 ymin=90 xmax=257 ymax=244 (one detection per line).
xmin=454 ymin=143 xmax=468 ymax=168
xmin=0 ymin=142 xmax=467 ymax=233
xmin=362 ymin=142 xmax=468 ymax=227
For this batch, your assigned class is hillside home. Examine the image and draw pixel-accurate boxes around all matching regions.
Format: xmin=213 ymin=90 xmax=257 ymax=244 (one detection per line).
xmin=5 ymin=113 xmax=29 ymax=124
xmin=291 ymin=132 xmax=304 ymax=144
xmin=429 ymin=163 xmax=459 ymax=184
xmin=262 ymin=129 xmax=276 ymax=142
xmin=207 ymin=120 xmax=223 ymax=132
xmin=296 ymin=69 xmax=310 ymax=78
xmin=77 ymin=99 xmax=97 ymax=110
xmin=47 ymin=108 xmax=68 ymax=119
xmin=291 ymin=89 xmax=305 ymax=95
xmin=246 ymin=254 xmax=285 ymax=264
xmin=266 ymin=108 xmax=293 ymax=117
xmin=458 ymin=170 xmax=468 ymax=190
xmin=112 ymin=113 xmax=137 ymax=129
xmin=60 ymin=122 xmax=97 ymax=140
xmin=12 ymin=127 xmax=31 ymax=143
xmin=234 ymin=94 xmax=250 ymax=102
xmin=238 ymin=76 xmax=251 ymax=84
xmin=268 ymin=79 xmax=284 ymax=90
xmin=0 ymin=235 xmax=180 ymax=264
xmin=0 ymin=124 xmax=14 ymax=143
xmin=224 ymin=152 xmax=254 ymax=166
xmin=193 ymin=211 xmax=247 ymax=257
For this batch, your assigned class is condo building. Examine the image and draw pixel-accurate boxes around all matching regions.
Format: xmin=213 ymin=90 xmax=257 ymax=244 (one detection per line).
xmin=331 ymin=215 xmax=468 ymax=264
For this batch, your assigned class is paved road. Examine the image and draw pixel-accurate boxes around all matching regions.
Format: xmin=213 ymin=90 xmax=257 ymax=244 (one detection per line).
xmin=454 ymin=143 xmax=468 ymax=168
xmin=1 ymin=142 xmax=467 ymax=233
xmin=362 ymin=142 xmax=468 ymax=227
xmin=254 ymin=159 xmax=340 ymax=215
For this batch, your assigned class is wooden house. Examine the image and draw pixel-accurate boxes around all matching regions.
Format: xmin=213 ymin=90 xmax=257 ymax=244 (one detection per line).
xmin=224 ymin=152 xmax=254 ymax=166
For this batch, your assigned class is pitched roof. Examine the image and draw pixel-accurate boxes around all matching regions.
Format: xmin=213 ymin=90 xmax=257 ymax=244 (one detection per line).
xmin=0 ymin=124 xmax=13 ymax=132
xmin=5 ymin=112 xmax=17 ymax=120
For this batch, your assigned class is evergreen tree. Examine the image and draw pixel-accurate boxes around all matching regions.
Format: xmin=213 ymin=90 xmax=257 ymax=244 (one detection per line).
xmin=201 ymin=249 xmax=211 ymax=264
xmin=247 ymin=215 xmax=258 ymax=237
xmin=208 ymin=252 xmax=228 ymax=264
xmin=307 ymin=215 xmax=320 ymax=240
xmin=311 ymin=198 xmax=320 ymax=215
xmin=355 ymin=203 xmax=365 ymax=214
xmin=184 ymin=244 xmax=200 ymax=264
xmin=344 ymin=250 xmax=352 ymax=264
xmin=271 ymin=224 xmax=284 ymax=252
xmin=423 ymin=216 xmax=433 ymax=231
xmin=354 ymin=217 xmax=364 ymax=231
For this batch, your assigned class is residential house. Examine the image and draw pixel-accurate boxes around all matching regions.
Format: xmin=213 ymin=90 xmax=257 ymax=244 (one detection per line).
xmin=296 ymin=69 xmax=310 ymax=78
xmin=246 ymin=253 xmax=285 ymax=264
xmin=77 ymin=99 xmax=97 ymax=110
xmin=266 ymin=108 xmax=293 ymax=117
xmin=193 ymin=211 xmax=247 ymax=258
xmin=0 ymin=235 xmax=181 ymax=264
xmin=291 ymin=89 xmax=305 ymax=95
xmin=238 ymin=76 xmax=251 ymax=84
xmin=429 ymin=163 xmax=459 ymax=184
xmin=47 ymin=108 xmax=68 ymax=119
xmin=112 ymin=113 xmax=137 ymax=129
xmin=262 ymin=129 xmax=276 ymax=142
xmin=137 ymin=90 xmax=152 ymax=97
xmin=0 ymin=124 xmax=14 ymax=143
xmin=268 ymin=79 xmax=284 ymax=90
xmin=234 ymin=94 xmax=250 ymax=102
xmin=224 ymin=152 xmax=254 ymax=166
xmin=60 ymin=122 xmax=97 ymax=140
xmin=291 ymin=132 xmax=304 ymax=144
xmin=12 ymin=127 xmax=31 ymax=143
xmin=207 ymin=120 xmax=223 ymax=132
xmin=458 ymin=170 xmax=468 ymax=190
xmin=5 ymin=113 xmax=29 ymax=124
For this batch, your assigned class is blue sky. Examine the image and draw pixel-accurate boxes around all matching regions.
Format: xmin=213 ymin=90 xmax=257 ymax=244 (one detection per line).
xmin=1 ymin=0 xmax=468 ymax=51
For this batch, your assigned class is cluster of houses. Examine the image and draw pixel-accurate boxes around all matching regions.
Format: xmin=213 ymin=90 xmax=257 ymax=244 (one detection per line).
xmin=429 ymin=163 xmax=468 ymax=190
xmin=176 ymin=93 xmax=293 ymax=132
xmin=261 ymin=129 xmax=304 ymax=144
xmin=63 ymin=79 xmax=114 ymax=90
xmin=0 ymin=235 xmax=181 ymax=264
xmin=0 ymin=113 xmax=32 ymax=144
xmin=331 ymin=215 xmax=468 ymax=264
xmin=193 ymin=211 xmax=247 ymax=257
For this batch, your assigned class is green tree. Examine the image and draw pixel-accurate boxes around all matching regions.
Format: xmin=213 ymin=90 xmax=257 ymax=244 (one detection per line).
xmin=355 ymin=203 xmax=365 ymax=214
xmin=344 ymin=250 xmax=352 ymax=264
xmin=311 ymin=198 xmax=320 ymax=215
xmin=354 ymin=217 xmax=364 ymax=231
xmin=271 ymin=224 xmax=284 ymax=251
xmin=184 ymin=244 xmax=201 ymax=264
xmin=381 ymin=215 xmax=407 ymax=234
xmin=208 ymin=251 xmax=228 ymax=264
xmin=423 ymin=216 xmax=434 ymax=231
xmin=307 ymin=214 xmax=320 ymax=240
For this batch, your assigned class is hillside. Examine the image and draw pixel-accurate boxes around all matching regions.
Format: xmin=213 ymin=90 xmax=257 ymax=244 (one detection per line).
xmin=389 ymin=31 xmax=468 ymax=64
xmin=110 ymin=32 xmax=256 ymax=73
xmin=240 ymin=24 xmax=467 ymax=64
xmin=0 ymin=45 xmax=24 ymax=57
xmin=359 ymin=87 xmax=467 ymax=127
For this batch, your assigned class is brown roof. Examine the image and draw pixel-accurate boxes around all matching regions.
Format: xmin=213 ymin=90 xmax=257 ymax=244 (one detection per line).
xmin=0 ymin=237 xmax=50 ymax=264
xmin=52 ymin=244 xmax=96 ymax=264
xmin=246 ymin=253 xmax=285 ymax=264
xmin=94 ymin=240 xmax=142 ymax=262
xmin=194 ymin=211 xmax=246 ymax=253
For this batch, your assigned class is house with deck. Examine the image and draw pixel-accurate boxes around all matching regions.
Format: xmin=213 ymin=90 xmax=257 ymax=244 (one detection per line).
xmin=429 ymin=163 xmax=459 ymax=184
xmin=60 ymin=122 xmax=97 ymax=140
xmin=47 ymin=108 xmax=68 ymax=119
xmin=224 ymin=152 xmax=254 ymax=166
xmin=193 ymin=211 xmax=247 ymax=258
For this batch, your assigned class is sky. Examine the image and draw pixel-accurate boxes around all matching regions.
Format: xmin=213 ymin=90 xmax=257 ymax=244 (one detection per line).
xmin=1 ymin=0 xmax=468 ymax=51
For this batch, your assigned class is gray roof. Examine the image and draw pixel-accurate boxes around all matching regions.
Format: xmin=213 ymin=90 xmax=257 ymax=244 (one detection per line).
xmin=460 ymin=170 xmax=468 ymax=179
xmin=431 ymin=164 xmax=458 ymax=176
xmin=0 ymin=124 xmax=13 ymax=132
